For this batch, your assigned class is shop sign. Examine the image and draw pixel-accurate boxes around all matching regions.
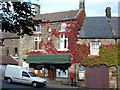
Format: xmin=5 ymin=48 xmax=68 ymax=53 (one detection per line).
xmin=79 ymin=67 xmax=84 ymax=71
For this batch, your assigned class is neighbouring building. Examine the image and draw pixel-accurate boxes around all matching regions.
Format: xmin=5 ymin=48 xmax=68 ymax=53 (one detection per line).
xmin=0 ymin=32 xmax=19 ymax=77
xmin=76 ymin=7 xmax=120 ymax=88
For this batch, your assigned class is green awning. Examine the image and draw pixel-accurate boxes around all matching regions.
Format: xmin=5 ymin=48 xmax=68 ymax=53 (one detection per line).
xmin=26 ymin=54 xmax=71 ymax=64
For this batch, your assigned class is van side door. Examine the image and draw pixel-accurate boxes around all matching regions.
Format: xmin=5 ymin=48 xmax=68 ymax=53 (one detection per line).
xmin=21 ymin=71 xmax=31 ymax=84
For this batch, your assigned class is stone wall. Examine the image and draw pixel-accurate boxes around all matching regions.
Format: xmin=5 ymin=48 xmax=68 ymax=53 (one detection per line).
xmin=77 ymin=39 xmax=116 ymax=45
xmin=40 ymin=22 xmax=64 ymax=53
xmin=118 ymin=66 xmax=120 ymax=88
xmin=18 ymin=35 xmax=34 ymax=65
xmin=109 ymin=67 xmax=117 ymax=88
xmin=2 ymin=39 xmax=19 ymax=56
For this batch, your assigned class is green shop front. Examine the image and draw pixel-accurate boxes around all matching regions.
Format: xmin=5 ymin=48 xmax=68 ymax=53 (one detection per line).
xmin=26 ymin=54 xmax=71 ymax=81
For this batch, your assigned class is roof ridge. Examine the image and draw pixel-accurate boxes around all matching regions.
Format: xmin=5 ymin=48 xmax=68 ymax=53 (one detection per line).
xmin=40 ymin=9 xmax=79 ymax=15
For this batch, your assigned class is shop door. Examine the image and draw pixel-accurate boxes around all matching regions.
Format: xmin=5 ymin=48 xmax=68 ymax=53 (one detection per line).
xmin=86 ymin=65 xmax=109 ymax=88
xmin=48 ymin=65 xmax=55 ymax=80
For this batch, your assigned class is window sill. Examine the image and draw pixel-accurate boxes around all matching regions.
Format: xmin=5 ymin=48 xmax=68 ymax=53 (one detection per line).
xmin=32 ymin=49 xmax=43 ymax=51
xmin=88 ymin=54 xmax=100 ymax=57
xmin=59 ymin=30 xmax=66 ymax=32
xmin=34 ymin=32 xmax=42 ymax=34
xmin=57 ymin=49 xmax=69 ymax=51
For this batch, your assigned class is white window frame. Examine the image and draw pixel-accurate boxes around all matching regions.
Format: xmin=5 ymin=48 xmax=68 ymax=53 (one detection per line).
xmin=61 ymin=23 xmax=66 ymax=31
xmin=90 ymin=42 xmax=101 ymax=56
xmin=57 ymin=35 xmax=69 ymax=51
xmin=36 ymin=25 xmax=41 ymax=33
xmin=34 ymin=36 xmax=41 ymax=50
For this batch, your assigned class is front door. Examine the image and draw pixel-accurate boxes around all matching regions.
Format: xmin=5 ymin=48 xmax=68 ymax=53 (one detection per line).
xmin=86 ymin=65 xmax=109 ymax=88
xmin=48 ymin=65 xmax=55 ymax=80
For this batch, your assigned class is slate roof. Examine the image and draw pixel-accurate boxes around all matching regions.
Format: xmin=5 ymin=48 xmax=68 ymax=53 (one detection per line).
xmin=111 ymin=17 xmax=120 ymax=38
xmin=0 ymin=32 xmax=19 ymax=39
xmin=78 ymin=17 xmax=114 ymax=39
xmin=0 ymin=55 xmax=18 ymax=65
xmin=33 ymin=9 xmax=82 ymax=22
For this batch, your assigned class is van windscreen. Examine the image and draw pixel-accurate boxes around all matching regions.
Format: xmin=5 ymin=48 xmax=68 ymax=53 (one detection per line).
xmin=29 ymin=72 xmax=37 ymax=77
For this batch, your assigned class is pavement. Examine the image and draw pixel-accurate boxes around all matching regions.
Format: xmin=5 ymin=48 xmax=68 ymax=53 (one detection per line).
xmin=47 ymin=80 xmax=76 ymax=88
xmin=1 ymin=77 xmax=83 ymax=88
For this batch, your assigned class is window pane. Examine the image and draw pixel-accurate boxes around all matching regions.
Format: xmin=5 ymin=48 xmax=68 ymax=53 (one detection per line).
xmin=22 ymin=72 xmax=29 ymax=76
xmin=35 ymin=41 xmax=38 ymax=50
xmin=90 ymin=42 xmax=100 ymax=55
xmin=35 ymin=37 xmax=37 ymax=40
xmin=61 ymin=35 xmax=63 ymax=38
xmin=37 ymin=26 xmax=41 ymax=32
xmin=60 ymin=40 xmax=64 ymax=49
xmin=65 ymin=35 xmax=67 ymax=38
xmin=61 ymin=23 xmax=66 ymax=31
xmin=39 ymin=41 xmax=41 ymax=49
xmin=64 ymin=39 xmax=67 ymax=48
xmin=15 ymin=47 xmax=18 ymax=56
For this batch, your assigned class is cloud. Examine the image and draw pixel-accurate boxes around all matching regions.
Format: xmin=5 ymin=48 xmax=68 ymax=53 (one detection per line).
xmin=85 ymin=0 xmax=119 ymax=16
xmin=30 ymin=0 xmax=119 ymax=16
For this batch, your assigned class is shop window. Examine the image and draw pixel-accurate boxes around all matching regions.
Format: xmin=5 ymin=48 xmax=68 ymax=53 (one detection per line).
xmin=34 ymin=36 xmax=41 ymax=50
xmin=56 ymin=69 xmax=68 ymax=78
xmin=90 ymin=42 xmax=101 ymax=55
xmin=45 ymin=68 xmax=48 ymax=77
xmin=56 ymin=65 xmax=68 ymax=78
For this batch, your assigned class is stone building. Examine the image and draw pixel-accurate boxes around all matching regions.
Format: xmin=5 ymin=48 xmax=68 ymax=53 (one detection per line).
xmin=0 ymin=32 xmax=19 ymax=77
xmin=24 ymin=0 xmax=85 ymax=84
xmin=17 ymin=0 xmax=119 ymax=88
xmin=76 ymin=7 xmax=120 ymax=88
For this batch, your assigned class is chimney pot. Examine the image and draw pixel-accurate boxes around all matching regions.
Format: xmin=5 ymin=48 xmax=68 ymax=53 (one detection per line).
xmin=105 ymin=7 xmax=111 ymax=19
xmin=79 ymin=0 xmax=85 ymax=9
xmin=35 ymin=5 xmax=40 ymax=16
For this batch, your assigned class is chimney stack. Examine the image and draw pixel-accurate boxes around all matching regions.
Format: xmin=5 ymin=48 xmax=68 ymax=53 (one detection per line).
xmin=105 ymin=7 xmax=111 ymax=19
xmin=35 ymin=5 xmax=40 ymax=16
xmin=79 ymin=0 xmax=85 ymax=9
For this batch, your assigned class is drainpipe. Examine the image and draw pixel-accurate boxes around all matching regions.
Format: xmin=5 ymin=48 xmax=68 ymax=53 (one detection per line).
xmin=115 ymin=38 xmax=118 ymax=90
xmin=74 ymin=61 xmax=77 ymax=87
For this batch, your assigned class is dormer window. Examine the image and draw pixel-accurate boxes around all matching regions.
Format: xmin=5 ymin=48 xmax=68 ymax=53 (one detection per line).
xmin=42 ymin=18 xmax=45 ymax=20
xmin=90 ymin=42 xmax=101 ymax=56
xmin=36 ymin=25 xmax=41 ymax=32
xmin=61 ymin=23 xmax=66 ymax=31
xmin=64 ymin=15 xmax=69 ymax=18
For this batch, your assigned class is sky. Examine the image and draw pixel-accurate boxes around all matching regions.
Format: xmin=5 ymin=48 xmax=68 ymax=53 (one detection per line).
xmin=24 ymin=0 xmax=119 ymax=16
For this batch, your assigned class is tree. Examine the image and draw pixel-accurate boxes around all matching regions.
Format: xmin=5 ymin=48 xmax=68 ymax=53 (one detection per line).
xmin=1 ymin=1 xmax=41 ymax=36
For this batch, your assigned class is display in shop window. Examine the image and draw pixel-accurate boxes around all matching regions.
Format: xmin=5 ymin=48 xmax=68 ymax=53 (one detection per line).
xmin=45 ymin=68 xmax=48 ymax=77
xmin=79 ymin=73 xmax=84 ymax=80
xmin=56 ymin=69 xmax=68 ymax=78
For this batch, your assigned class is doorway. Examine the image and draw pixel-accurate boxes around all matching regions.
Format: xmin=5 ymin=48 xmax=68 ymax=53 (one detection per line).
xmin=48 ymin=65 xmax=55 ymax=80
xmin=85 ymin=65 xmax=109 ymax=88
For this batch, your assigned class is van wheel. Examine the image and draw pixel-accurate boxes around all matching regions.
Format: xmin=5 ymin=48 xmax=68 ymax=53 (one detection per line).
xmin=6 ymin=78 xmax=12 ymax=84
xmin=32 ymin=82 xmax=38 ymax=88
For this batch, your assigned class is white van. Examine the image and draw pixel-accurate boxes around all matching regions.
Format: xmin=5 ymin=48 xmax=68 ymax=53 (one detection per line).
xmin=4 ymin=65 xmax=47 ymax=87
